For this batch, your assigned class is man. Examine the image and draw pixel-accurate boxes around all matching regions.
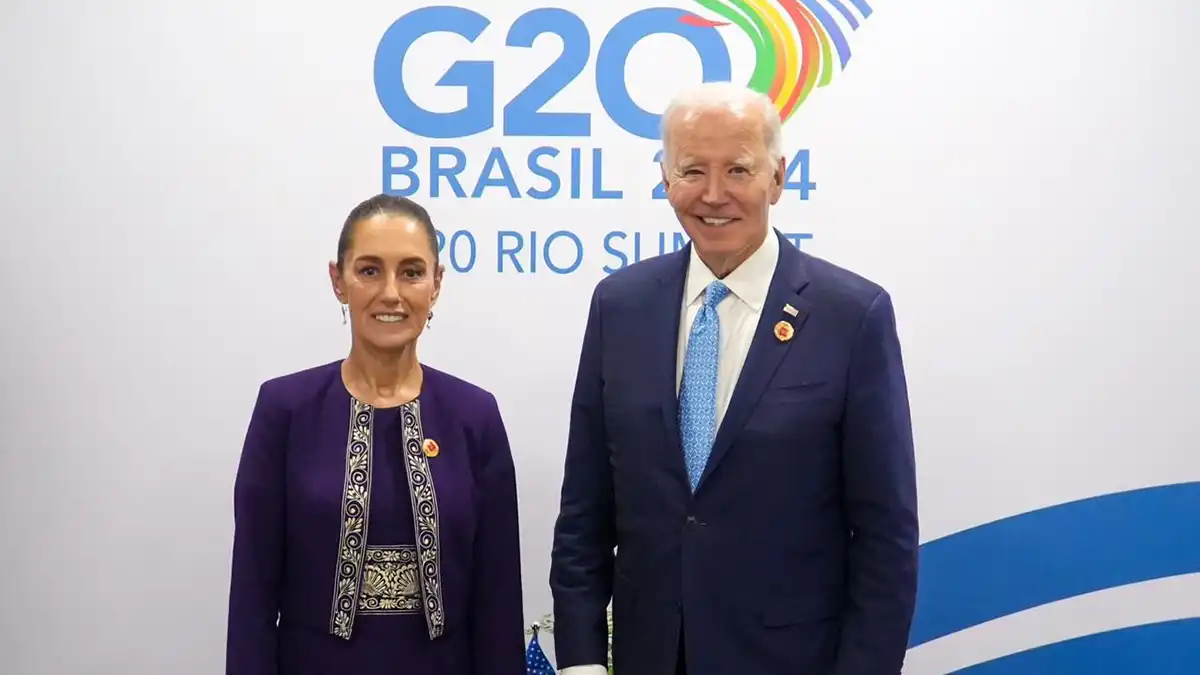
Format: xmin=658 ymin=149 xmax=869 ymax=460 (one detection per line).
xmin=549 ymin=82 xmax=919 ymax=675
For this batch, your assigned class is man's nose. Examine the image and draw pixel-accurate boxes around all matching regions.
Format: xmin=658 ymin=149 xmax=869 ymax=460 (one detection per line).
xmin=701 ymin=175 xmax=729 ymax=205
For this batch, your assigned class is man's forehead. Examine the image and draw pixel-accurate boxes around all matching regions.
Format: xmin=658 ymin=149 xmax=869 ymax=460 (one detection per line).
xmin=674 ymin=147 xmax=759 ymax=164
xmin=668 ymin=112 xmax=765 ymax=153
xmin=669 ymin=122 xmax=767 ymax=160
xmin=671 ymin=106 xmax=761 ymax=134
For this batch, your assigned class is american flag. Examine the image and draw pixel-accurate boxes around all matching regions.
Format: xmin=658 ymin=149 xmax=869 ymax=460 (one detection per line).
xmin=525 ymin=623 xmax=557 ymax=675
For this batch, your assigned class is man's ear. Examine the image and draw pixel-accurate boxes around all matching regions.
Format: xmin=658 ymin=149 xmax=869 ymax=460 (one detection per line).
xmin=769 ymin=156 xmax=786 ymax=204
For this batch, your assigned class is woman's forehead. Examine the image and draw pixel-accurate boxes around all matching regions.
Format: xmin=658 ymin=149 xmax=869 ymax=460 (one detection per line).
xmin=349 ymin=217 xmax=431 ymax=260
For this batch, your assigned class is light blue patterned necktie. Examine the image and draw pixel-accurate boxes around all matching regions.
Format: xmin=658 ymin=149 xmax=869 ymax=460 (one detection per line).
xmin=678 ymin=280 xmax=731 ymax=492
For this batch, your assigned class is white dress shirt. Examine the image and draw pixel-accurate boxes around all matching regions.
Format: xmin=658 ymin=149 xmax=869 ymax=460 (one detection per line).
xmin=559 ymin=231 xmax=779 ymax=675
xmin=675 ymin=228 xmax=779 ymax=428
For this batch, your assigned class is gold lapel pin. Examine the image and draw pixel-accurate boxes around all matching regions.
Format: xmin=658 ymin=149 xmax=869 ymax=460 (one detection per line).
xmin=773 ymin=320 xmax=794 ymax=342
xmin=783 ymin=304 xmax=799 ymax=317
xmin=422 ymin=438 xmax=440 ymax=458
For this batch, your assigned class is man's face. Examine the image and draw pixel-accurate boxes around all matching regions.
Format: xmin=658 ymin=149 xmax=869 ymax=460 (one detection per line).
xmin=661 ymin=105 xmax=784 ymax=277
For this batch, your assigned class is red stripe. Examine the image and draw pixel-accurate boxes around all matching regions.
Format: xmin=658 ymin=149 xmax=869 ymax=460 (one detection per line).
xmin=778 ymin=0 xmax=818 ymax=119
xmin=677 ymin=13 xmax=730 ymax=27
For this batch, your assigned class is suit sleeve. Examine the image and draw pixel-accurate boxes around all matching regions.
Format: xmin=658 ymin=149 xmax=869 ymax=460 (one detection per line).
xmin=469 ymin=394 xmax=527 ymax=675
xmin=834 ymin=289 xmax=920 ymax=675
xmin=226 ymin=383 xmax=289 ymax=675
xmin=549 ymin=284 xmax=616 ymax=670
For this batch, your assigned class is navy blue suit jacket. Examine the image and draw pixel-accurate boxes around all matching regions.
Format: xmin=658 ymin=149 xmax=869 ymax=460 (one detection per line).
xmin=550 ymin=230 xmax=919 ymax=675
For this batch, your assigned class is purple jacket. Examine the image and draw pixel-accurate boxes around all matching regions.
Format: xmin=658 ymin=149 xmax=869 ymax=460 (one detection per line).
xmin=226 ymin=360 xmax=525 ymax=675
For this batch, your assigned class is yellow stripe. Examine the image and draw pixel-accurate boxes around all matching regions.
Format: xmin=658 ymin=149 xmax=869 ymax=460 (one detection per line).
xmin=745 ymin=0 xmax=800 ymax=111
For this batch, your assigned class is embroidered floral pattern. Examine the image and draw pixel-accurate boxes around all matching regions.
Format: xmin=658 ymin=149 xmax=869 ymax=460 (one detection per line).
xmin=328 ymin=398 xmax=444 ymax=640
xmin=401 ymin=400 xmax=445 ymax=639
xmin=330 ymin=399 xmax=374 ymax=639
xmin=359 ymin=545 xmax=422 ymax=613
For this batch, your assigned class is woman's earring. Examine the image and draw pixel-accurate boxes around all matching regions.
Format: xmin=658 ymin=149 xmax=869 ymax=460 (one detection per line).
xmin=341 ymin=304 xmax=348 ymax=325
xmin=426 ymin=311 xmax=433 ymax=328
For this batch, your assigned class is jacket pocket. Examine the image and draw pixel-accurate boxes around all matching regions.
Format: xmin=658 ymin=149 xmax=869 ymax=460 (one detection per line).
xmin=760 ymin=592 xmax=841 ymax=627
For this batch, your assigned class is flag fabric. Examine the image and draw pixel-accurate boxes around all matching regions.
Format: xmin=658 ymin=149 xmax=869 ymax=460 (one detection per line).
xmin=525 ymin=624 xmax=557 ymax=675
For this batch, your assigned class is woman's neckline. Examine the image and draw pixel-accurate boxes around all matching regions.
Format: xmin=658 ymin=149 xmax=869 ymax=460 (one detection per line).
xmin=338 ymin=358 xmax=425 ymax=409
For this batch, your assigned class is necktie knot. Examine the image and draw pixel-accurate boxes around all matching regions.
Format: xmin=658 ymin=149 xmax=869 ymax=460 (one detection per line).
xmin=704 ymin=281 xmax=731 ymax=309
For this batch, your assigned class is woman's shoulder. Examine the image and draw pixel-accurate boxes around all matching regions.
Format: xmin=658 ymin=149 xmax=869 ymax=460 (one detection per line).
xmin=254 ymin=359 xmax=343 ymax=410
xmin=421 ymin=364 xmax=501 ymax=420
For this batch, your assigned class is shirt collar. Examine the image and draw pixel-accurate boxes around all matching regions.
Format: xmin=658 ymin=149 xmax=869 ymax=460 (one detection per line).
xmin=682 ymin=228 xmax=779 ymax=311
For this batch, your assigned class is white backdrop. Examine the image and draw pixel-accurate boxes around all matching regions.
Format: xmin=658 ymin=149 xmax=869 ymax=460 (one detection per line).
xmin=2 ymin=0 xmax=1199 ymax=673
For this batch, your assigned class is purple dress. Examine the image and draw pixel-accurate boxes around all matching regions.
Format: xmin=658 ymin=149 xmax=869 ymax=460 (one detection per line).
xmin=225 ymin=361 xmax=525 ymax=675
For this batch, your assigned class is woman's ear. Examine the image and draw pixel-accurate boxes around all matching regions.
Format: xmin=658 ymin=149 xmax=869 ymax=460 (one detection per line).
xmin=431 ymin=264 xmax=445 ymax=306
xmin=328 ymin=261 xmax=346 ymax=303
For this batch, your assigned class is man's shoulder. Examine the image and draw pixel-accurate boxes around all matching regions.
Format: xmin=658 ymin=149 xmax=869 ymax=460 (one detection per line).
xmin=795 ymin=248 xmax=890 ymax=314
xmin=591 ymin=249 xmax=685 ymax=302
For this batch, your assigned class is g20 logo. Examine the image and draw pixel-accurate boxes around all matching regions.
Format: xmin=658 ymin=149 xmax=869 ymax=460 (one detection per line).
xmin=372 ymin=2 xmax=875 ymax=202
xmin=373 ymin=6 xmax=735 ymax=140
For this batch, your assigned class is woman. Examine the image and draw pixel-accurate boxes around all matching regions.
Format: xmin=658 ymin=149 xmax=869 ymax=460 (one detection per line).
xmin=226 ymin=194 xmax=525 ymax=675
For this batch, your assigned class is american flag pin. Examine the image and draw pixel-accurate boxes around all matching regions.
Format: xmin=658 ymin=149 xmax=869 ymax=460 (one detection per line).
xmin=783 ymin=304 xmax=799 ymax=317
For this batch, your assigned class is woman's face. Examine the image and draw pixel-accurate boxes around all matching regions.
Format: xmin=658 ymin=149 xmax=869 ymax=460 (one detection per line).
xmin=329 ymin=213 xmax=442 ymax=353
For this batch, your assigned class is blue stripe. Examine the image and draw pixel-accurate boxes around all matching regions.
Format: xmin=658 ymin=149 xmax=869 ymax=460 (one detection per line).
xmin=848 ymin=0 xmax=873 ymax=18
xmin=951 ymin=619 xmax=1200 ymax=674
xmin=909 ymin=482 xmax=1200 ymax=647
xmin=801 ymin=0 xmax=853 ymax=67
xmin=824 ymin=0 xmax=861 ymax=29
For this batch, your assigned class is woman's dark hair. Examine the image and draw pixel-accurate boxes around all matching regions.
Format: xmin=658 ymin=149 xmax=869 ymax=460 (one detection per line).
xmin=336 ymin=194 xmax=439 ymax=271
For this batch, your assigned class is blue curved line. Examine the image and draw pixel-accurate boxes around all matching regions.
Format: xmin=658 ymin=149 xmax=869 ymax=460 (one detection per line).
xmin=909 ymin=482 xmax=1200 ymax=647
xmin=952 ymin=618 xmax=1200 ymax=674
xmin=800 ymin=0 xmax=852 ymax=67
xmin=848 ymin=0 xmax=873 ymax=17
xmin=823 ymin=0 xmax=861 ymax=29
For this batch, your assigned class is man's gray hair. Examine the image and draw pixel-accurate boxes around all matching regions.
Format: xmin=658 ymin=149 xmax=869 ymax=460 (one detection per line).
xmin=659 ymin=82 xmax=783 ymax=167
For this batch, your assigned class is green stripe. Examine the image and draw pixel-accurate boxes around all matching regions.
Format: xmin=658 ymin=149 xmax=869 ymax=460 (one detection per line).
xmin=692 ymin=0 xmax=775 ymax=94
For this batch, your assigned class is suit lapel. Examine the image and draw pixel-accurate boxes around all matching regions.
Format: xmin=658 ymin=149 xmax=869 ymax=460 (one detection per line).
xmin=697 ymin=233 xmax=812 ymax=492
xmin=643 ymin=247 xmax=690 ymax=489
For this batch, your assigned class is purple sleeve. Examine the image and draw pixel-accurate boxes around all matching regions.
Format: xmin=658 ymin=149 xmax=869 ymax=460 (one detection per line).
xmin=470 ymin=394 xmax=526 ymax=675
xmin=226 ymin=383 xmax=289 ymax=675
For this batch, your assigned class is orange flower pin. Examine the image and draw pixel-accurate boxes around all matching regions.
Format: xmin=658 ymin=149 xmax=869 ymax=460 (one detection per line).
xmin=422 ymin=438 xmax=440 ymax=458
xmin=773 ymin=320 xmax=794 ymax=342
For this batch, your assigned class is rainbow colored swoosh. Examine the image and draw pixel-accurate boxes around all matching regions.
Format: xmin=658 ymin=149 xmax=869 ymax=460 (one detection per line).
xmin=680 ymin=0 xmax=874 ymax=122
